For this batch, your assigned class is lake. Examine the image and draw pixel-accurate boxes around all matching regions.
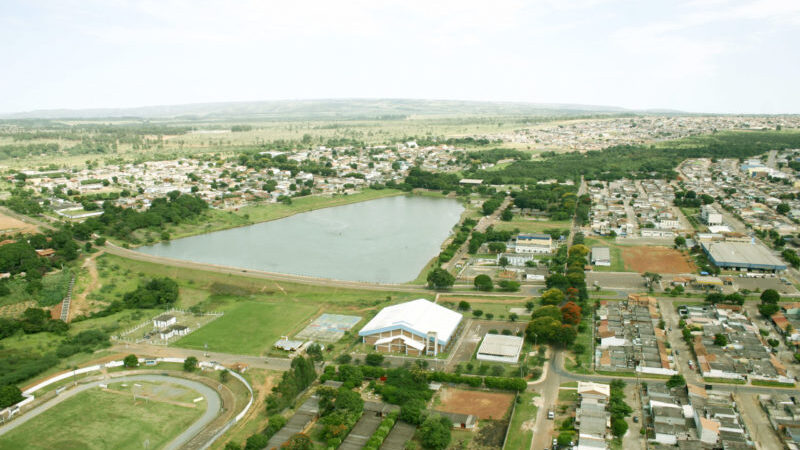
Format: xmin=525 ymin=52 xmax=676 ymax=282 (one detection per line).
xmin=136 ymin=195 xmax=464 ymax=283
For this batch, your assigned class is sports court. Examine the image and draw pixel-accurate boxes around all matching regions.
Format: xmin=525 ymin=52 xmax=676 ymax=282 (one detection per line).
xmin=295 ymin=313 xmax=361 ymax=342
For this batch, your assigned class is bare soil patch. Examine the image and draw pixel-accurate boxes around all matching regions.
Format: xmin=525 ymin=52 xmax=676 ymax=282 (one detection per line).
xmin=621 ymin=246 xmax=695 ymax=273
xmin=0 ymin=212 xmax=37 ymax=234
xmin=437 ymin=388 xmax=514 ymax=420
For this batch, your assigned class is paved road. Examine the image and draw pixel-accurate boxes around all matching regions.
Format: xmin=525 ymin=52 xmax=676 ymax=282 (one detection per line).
xmin=112 ymin=343 xmax=292 ymax=371
xmin=0 ymin=374 xmax=221 ymax=450
xmin=529 ymin=350 xmax=560 ymax=450
xmin=443 ymin=196 xmax=512 ymax=272
xmin=736 ymin=392 xmax=783 ymax=450
xmin=106 ymin=243 xmax=430 ymax=293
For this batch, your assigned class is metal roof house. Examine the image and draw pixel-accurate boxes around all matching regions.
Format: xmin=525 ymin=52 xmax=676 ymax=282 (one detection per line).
xmin=701 ymin=241 xmax=787 ymax=272
xmin=358 ymin=299 xmax=463 ymax=356
xmin=476 ymin=334 xmax=524 ymax=363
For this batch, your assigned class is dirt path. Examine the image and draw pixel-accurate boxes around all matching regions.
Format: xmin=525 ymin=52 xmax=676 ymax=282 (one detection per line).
xmin=69 ymin=250 xmax=104 ymax=320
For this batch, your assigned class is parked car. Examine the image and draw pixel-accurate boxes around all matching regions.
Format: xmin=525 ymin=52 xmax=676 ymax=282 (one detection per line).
xmin=633 ymin=416 xmax=639 ymax=423
xmin=548 ymin=410 xmax=555 ymax=420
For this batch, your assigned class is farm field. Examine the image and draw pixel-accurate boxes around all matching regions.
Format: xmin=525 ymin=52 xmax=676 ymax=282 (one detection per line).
xmin=621 ymin=245 xmax=695 ymax=273
xmin=175 ymin=301 xmax=317 ymax=355
xmin=436 ymin=388 xmax=514 ymax=420
xmin=0 ymin=211 xmax=38 ymax=234
xmin=0 ymin=387 xmax=204 ymax=450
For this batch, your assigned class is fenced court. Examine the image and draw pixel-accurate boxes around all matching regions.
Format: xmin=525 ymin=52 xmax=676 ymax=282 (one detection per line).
xmin=294 ymin=313 xmax=361 ymax=342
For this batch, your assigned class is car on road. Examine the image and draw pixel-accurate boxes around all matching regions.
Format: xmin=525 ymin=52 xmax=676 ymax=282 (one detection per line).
xmin=675 ymin=349 xmax=680 ymax=356
xmin=548 ymin=409 xmax=555 ymax=419
xmin=633 ymin=416 xmax=639 ymax=423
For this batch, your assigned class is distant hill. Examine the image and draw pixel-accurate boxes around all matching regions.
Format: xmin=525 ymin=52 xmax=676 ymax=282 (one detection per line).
xmin=0 ymin=98 xmax=635 ymax=121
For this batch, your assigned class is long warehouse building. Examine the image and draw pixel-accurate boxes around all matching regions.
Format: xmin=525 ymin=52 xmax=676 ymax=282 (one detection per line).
xmin=701 ymin=241 xmax=787 ymax=272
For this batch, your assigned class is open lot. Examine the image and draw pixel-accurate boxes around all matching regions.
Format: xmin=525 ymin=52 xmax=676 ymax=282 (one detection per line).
xmin=0 ymin=386 xmax=204 ymax=450
xmin=621 ymin=246 xmax=695 ymax=273
xmin=0 ymin=211 xmax=38 ymax=234
xmin=436 ymin=387 xmax=514 ymax=420
xmin=175 ymin=301 xmax=317 ymax=355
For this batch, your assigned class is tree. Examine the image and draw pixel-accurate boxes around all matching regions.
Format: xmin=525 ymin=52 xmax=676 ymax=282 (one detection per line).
xmin=611 ymin=417 xmax=628 ymax=437
xmin=400 ymin=398 xmax=427 ymax=424
xmin=306 ymin=343 xmax=323 ymax=361
xmin=674 ymin=236 xmax=686 ymax=247
xmin=123 ymin=354 xmax=138 ymax=368
xmin=666 ymin=374 xmax=686 ymax=388
xmin=457 ymin=301 xmax=470 ymax=311
xmin=282 ymin=433 xmax=313 ymax=450
xmin=560 ymin=302 xmax=582 ymax=325
xmin=541 ymin=288 xmax=565 ymax=306
xmin=485 ymin=313 xmax=494 ymax=320
xmin=487 ymin=242 xmax=506 ymax=253
xmin=220 ymin=369 xmax=230 ymax=383
xmin=473 ymin=274 xmax=493 ymax=291
xmin=497 ymin=280 xmax=520 ymax=292
xmin=573 ymin=343 xmax=586 ymax=355
xmin=0 ymin=385 xmax=23 ymax=408
xmin=244 ymin=434 xmax=268 ymax=450
xmin=713 ymin=334 xmax=728 ymax=346
xmin=761 ymin=289 xmax=781 ymax=304
xmin=554 ymin=325 xmax=577 ymax=347
xmin=472 ymin=310 xmax=483 ymax=318
xmin=705 ymin=292 xmax=725 ymax=304
xmin=525 ymin=301 xmax=535 ymax=312
xmin=498 ymin=256 xmax=509 ymax=268
xmin=427 ymin=268 xmax=454 ymax=290
xmin=418 ymin=415 xmax=452 ymax=450
xmin=509 ymin=313 xmax=519 ymax=322
xmin=643 ymin=272 xmax=662 ymax=289
xmin=365 ymin=353 xmax=384 ymax=367
xmin=777 ymin=203 xmax=790 ymax=215
xmin=758 ymin=303 xmax=780 ymax=317
xmin=531 ymin=305 xmax=562 ymax=321
xmin=184 ymin=356 xmax=198 ymax=372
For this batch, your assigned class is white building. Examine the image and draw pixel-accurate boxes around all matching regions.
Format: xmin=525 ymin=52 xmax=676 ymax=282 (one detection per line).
xmin=153 ymin=314 xmax=176 ymax=329
xmin=590 ymin=247 xmax=611 ymax=267
xmin=476 ymin=334 xmax=524 ymax=363
xmin=701 ymin=205 xmax=723 ymax=226
xmin=515 ymin=233 xmax=552 ymax=254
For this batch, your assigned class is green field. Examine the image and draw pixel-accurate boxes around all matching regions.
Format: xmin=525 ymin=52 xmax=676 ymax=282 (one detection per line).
xmin=493 ymin=216 xmax=571 ymax=234
xmin=175 ymin=301 xmax=317 ymax=355
xmin=585 ymin=237 xmax=628 ymax=272
xmin=504 ymin=392 xmax=538 ymax=449
xmin=0 ymin=387 xmax=204 ymax=450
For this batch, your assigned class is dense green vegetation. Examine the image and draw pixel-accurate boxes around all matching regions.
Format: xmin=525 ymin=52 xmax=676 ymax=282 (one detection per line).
xmin=474 ymin=131 xmax=800 ymax=183
xmin=265 ymin=356 xmax=317 ymax=414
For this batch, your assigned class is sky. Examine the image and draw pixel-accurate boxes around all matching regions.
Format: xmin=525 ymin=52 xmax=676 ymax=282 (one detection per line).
xmin=1 ymin=0 xmax=799 ymax=114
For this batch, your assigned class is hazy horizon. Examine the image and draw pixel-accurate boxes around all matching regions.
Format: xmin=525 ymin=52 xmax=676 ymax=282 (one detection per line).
xmin=2 ymin=0 xmax=799 ymax=115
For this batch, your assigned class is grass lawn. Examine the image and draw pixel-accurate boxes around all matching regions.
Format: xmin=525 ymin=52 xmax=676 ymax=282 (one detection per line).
xmin=175 ymin=301 xmax=317 ymax=355
xmin=504 ymin=392 xmax=538 ymax=450
xmin=703 ymin=377 xmax=746 ymax=384
xmin=585 ymin=237 xmax=628 ymax=272
xmin=493 ymin=216 xmax=571 ymax=235
xmin=750 ymin=380 xmax=796 ymax=388
xmin=0 ymin=387 xmax=204 ymax=450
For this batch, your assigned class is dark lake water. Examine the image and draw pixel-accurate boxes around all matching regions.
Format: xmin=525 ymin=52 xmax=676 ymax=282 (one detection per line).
xmin=136 ymin=195 xmax=464 ymax=283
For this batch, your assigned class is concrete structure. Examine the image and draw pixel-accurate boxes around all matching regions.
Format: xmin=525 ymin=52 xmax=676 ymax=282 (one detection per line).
xmin=590 ymin=247 xmax=611 ymax=266
xmin=358 ymin=299 xmax=463 ymax=356
xmin=514 ymin=233 xmax=552 ymax=254
xmin=701 ymin=205 xmax=723 ymax=226
xmin=153 ymin=314 xmax=176 ymax=329
xmin=274 ymin=337 xmax=305 ymax=352
xmin=702 ymin=240 xmax=787 ymax=272
xmin=577 ymin=382 xmax=610 ymax=402
xmin=476 ymin=334 xmax=524 ymax=363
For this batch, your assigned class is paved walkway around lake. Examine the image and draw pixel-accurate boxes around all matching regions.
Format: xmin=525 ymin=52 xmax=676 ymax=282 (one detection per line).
xmin=0 ymin=374 xmax=221 ymax=450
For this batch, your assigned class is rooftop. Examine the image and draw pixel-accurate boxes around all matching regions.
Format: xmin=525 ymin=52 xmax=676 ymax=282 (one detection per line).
xmin=358 ymin=299 xmax=463 ymax=345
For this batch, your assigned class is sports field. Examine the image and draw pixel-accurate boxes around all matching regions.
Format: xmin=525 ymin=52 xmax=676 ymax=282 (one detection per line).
xmin=174 ymin=301 xmax=317 ymax=355
xmin=0 ymin=388 xmax=203 ymax=450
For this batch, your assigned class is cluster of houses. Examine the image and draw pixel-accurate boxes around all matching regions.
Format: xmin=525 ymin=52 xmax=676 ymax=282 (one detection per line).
xmin=681 ymin=153 xmax=800 ymax=235
xmin=18 ymin=141 xmax=467 ymax=213
xmin=680 ymin=304 xmax=794 ymax=384
xmin=574 ymin=381 xmax=612 ymax=450
xmin=646 ymin=383 xmax=752 ymax=448
xmin=758 ymin=394 xmax=800 ymax=447
xmin=587 ymin=178 xmax=680 ymax=238
xmin=770 ymin=302 xmax=800 ymax=346
xmin=595 ymin=295 xmax=676 ymax=376
xmin=477 ymin=116 xmax=799 ymax=152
